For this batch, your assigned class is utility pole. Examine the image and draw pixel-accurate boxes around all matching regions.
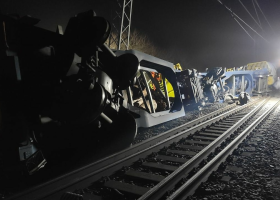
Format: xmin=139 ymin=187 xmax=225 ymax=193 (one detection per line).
xmin=108 ymin=0 xmax=133 ymax=50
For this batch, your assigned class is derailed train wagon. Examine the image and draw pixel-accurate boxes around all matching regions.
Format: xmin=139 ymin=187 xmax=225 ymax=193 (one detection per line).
xmin=115 ymin=50 xmax=185 ymax=128
xmin=0 ymin=11 xmax=142 ymax=175
xmin=0 ymin=11 xmax=185 ymax=176
xmin=222 ymin=61 xmax=277 ymax=102
xmin=0 ymin=9 xmax=278 ymax=178
xmin=177 ymin=61 xmax=279 ymax=106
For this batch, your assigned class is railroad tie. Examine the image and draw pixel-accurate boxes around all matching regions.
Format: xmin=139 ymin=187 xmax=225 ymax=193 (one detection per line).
xmin=142 ymin=162 xmax=178 ymax=172
xmin=156 ymin=155 xmax=189 ymax=163
xmin=104 ymin=180 xmax=150 ymax=196
xmin=210 ymin=126 xmax=229 ymax=131
xmin=125 ymin=170 xmax=165 ymax=182
xmin=224 ymin=120 xmax=238 ymax=123
xmin=233 ymin=113 xmax=247 ymax=117
xmin=229 ymin=116 xmax=245 ymax=120
xmin=214 ymin=124 xmax=232 ymax=128
xmin=193 ymin=135 xmax=217 ymax=141
xmin=198 ymin=132 xmax=221 ymax=137
xmin=218 ymin=122 xmax=234 ymax=126
xmin=184 ymin=140 xmax=212 ymax=145
xmin=177 ymin=145 xmax=205 ymax=151
xmin=167 ymin=149 xmax=197 ymax=156
xmin=203 ymin=129 xmax=224 ymax=134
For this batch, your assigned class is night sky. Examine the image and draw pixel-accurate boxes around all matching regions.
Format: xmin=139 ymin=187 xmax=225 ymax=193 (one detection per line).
xmin=1 ymin=0 xmax=280 ymax=71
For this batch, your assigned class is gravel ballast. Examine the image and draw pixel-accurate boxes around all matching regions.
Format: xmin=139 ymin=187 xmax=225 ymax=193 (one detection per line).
xmin=187 ymin=103 xmax=280 ymax=200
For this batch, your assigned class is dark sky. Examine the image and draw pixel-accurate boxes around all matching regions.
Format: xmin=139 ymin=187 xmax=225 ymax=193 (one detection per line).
xmin=1 ymin=0 xmax=280 ymax=71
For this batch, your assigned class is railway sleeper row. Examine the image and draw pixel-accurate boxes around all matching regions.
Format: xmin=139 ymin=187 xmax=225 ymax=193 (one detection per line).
xmin=168 ymin=98 xmax=280 ymax=200
xmin=59 ymin=99 xmax=269 ymax=200
xmin=4 ymin=98 xmax=263 ymax=200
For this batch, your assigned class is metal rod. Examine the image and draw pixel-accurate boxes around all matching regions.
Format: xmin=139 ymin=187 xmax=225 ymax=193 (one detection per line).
xmin=140 ymin=71 xmax=155 ymax=113
xmin=258 ymin=77 xmax=262 ymax=93
xmin=162 ymin=74 xmax=170 ymax=110
xmin=99 ymin=44 xmax=116 ymax=58
xmin=219 ymin=78 xmax=224 ymax=92
xmin=127 ymin=0 xmax=133 ymax=50
xmin=118 ymin=0 xmax=126 ymax=50
xmin=241 ymin=75 xmax=245 ymax=92
xmin=136 ymin=76 xmax=150 ymax=113
xmin=14 ymin=55 xmax=21 ymax=81
xmin=100 ymin=113 xmax=113 ymax=124
xmin=232 ymin=75 xmax=235 ymax=96
xmin=126 ymin=86 xmax=133 ymax=106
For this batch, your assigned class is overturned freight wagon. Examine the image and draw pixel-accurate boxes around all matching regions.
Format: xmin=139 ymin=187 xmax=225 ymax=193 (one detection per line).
xmin=223 ymin=61 xmax=276 ymax=99
xmin=115 ymin=50 xmax=185 ymax=128
xmin=0 ymin=11 xmax=186 ymax=177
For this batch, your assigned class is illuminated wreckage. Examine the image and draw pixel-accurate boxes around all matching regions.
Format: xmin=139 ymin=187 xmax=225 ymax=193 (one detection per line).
xmin=178 ymin=62 xmax=277 ymax=107
xmin=0 ymin=10 xmax=277 ymax=176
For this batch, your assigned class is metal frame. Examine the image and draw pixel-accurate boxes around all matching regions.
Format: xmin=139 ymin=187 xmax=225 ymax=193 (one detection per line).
xmin=115 ymin=49 xmax=185 ymax=128
xmin=146 ymin=71 xmax=170 ymax=110
xmin=136 ymin=75 xmax=151 ymax=113
xmin=108 ymin=0 xmax=133 ymax=50
xmin=223 ymin=66 xmax=272 ymax=97
xmin=223 ymin=71 xmax=255 ymax=96
xmin=126 ymin=86 xmax=134 ymax=106
xmin=161 ymin=74 xmax=170 ymax=109
xmin=140 ymin=71 xmax=155 ymax=113
xmin=190 ymin=75 xmax=204 ymax=103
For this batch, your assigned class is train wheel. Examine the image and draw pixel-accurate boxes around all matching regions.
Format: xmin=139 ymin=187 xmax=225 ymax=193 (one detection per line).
xmin=238 ymin=92 xmax=250 ymax=105
xmin=107 ymin=112 xmax=137 ymax=151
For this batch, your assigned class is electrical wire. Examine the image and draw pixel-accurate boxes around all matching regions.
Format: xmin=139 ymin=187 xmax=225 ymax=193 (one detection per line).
xmin=254 ymin=0 xmax=275 ymax=33
xmin=238 ymin=0 xmax=263 ymax=31
xmin=252 ymin=0 xmax=262 ymax=29
xmin=231 ymin=13 xmax=255 ymax=42
xmin=217 ymin=0 xmax=268 ymax=43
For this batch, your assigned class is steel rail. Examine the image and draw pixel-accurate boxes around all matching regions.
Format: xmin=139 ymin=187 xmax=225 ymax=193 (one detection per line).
xmin=138 ymin=98 xmax=268 ymax=200
xmin=5 ymin=99 xmax=262 ymax=200
xmin=167 ymin=98 xmax=280 ymax=200
xmin=132 ymin=99 xmax=259 ymax=150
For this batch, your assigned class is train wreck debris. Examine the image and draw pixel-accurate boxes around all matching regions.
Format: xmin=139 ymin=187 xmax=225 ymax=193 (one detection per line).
xmin=0 ymin=10 xmax=278 ymax=180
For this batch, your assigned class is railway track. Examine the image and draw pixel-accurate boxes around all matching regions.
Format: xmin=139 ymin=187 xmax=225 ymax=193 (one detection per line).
xmin=5 ymin=98 xmax=271 ymax=200
xmin=166 ymin=98 xmax=280 ymax=200
xmin=188 ymin=98 xmax=280 ymax=200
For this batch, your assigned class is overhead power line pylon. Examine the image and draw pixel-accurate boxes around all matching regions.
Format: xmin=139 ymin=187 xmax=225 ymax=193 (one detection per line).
xmin=108 ymin=0 xmax=133 ymax=50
